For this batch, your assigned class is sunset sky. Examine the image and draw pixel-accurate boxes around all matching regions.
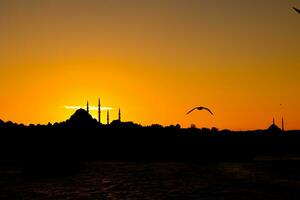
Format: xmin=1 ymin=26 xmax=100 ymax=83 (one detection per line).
xmin=0 ymin=0 xmax=299 ymax=130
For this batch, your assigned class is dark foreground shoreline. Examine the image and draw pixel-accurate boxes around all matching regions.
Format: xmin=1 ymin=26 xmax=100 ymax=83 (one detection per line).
xmin=1 ymin=128 xmax=300 ymax=163
xmin=1 ymin=127 xmax=300 ymax=162
xmin=1 ymin=108 xmax=299 ymax=163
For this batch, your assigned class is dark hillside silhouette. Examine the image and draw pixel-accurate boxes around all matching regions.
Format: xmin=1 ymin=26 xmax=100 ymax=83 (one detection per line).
xmin=0 ymin=109 xmax=299 ymax=164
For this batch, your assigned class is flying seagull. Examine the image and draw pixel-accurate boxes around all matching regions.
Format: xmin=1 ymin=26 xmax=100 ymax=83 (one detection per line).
xmin=186 ymin=106 xmax=214 ymax=115
xmin=294 ymin=7 xmax=300 ymax=14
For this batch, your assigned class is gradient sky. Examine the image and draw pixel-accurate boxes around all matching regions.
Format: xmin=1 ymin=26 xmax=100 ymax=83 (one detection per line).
xmin=0 ymin=0 xmax=299 ymax=130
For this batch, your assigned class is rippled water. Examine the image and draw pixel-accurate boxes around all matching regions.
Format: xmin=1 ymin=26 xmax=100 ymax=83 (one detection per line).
xmin=1 ymin=161 xmax=300 ymax=199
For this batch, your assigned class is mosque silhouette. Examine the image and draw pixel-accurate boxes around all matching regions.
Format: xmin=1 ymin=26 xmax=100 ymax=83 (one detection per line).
xmin=86 ymin=98 xmax=121 ymax=125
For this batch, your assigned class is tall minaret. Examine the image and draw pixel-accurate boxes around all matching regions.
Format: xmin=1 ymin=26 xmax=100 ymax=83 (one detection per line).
xmin=282 ymin=117 xmax=284 ymax=132
xmin=98 ymin=98 xmax=101 ymax=124
xmin=107 ymin=110 xmax=110 ymax=125
xmin=87 ymin=101 xmax=89 ymax=113
xmin=118 ymin=108 xmax=121 ymax=122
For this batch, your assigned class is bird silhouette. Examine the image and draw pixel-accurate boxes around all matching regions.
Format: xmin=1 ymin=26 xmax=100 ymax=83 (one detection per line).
xmin=186 ymin=106 xmax=214 ymax=115
xmin=294 ymin=7 xmax=300 ymax=14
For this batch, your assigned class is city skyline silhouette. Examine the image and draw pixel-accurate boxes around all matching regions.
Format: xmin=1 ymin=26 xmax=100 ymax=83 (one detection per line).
xmin=0 ymin=102 xmax=288 ymax=133
xmin=0 ymin=97 xmax=295 ymax=131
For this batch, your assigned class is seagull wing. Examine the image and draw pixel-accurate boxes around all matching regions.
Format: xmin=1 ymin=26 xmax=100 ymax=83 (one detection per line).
xmin=203 ymin=107 xmax=214 ymax=115
xmin=186 ymin=107 xmax=198 ymax=115
xmin=294 ymin=7 xmax=300 ymax=14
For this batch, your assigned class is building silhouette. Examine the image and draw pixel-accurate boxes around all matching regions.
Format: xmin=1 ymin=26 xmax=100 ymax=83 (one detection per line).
xmin=118 ymin=108 xmax=121 ymax=122
xmin=268 ymin=117 xmax=281 ymax=133
xmin=270 ymin=117 xmax=285 ymax=132
xmin=87 ymin=101 xmax=89 ymax=114
xmin=98 ymin=98 xmax=101 ymax=124
xmin=107 ymin=110 xmax=110 ymax=125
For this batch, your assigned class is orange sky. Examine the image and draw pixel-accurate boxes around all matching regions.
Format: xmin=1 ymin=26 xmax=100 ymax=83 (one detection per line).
xmin=0 ymin=0 xmax=299 ymax=130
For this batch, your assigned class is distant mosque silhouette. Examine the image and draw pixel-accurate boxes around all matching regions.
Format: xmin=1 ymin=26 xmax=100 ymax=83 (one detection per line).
xmin=86 ymin=98 xmax=121 ymax=125
xmin=268 ymin=117 xmax=284 ymax=132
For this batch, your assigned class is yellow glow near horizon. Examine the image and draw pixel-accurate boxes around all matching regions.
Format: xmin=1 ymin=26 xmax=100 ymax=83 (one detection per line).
xmin=0 ymin=0 xmax=299 ymax=130
xmin=64 ymin=106 xmax=112 ymax=111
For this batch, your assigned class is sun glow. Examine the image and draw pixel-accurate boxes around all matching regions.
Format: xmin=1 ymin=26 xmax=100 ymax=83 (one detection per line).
xmin=64 ymin=106 xmax=112 ymax=111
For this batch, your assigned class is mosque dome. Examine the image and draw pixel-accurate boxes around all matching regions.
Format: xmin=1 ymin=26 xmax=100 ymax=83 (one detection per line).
xmin=66 ymin=109 xmax=98 ymax=128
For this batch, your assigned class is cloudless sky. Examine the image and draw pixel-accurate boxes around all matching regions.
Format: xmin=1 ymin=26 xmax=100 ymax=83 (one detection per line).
xmin=0 ymin=0 xmax=299 ymax=130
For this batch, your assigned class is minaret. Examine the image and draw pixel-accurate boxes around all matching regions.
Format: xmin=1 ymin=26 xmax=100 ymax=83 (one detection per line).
xmin=107 ymin=110 xmax=110 ymax=125
xmin=282 ymin=117 xmax=284 ymax=132
xmin=98 ymin=98 xmax=101 ymax=124
xmin=118 ymin=108 xmax=121 ymax=122
xmin=87 ymin=101 xmax=89 ymax=113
